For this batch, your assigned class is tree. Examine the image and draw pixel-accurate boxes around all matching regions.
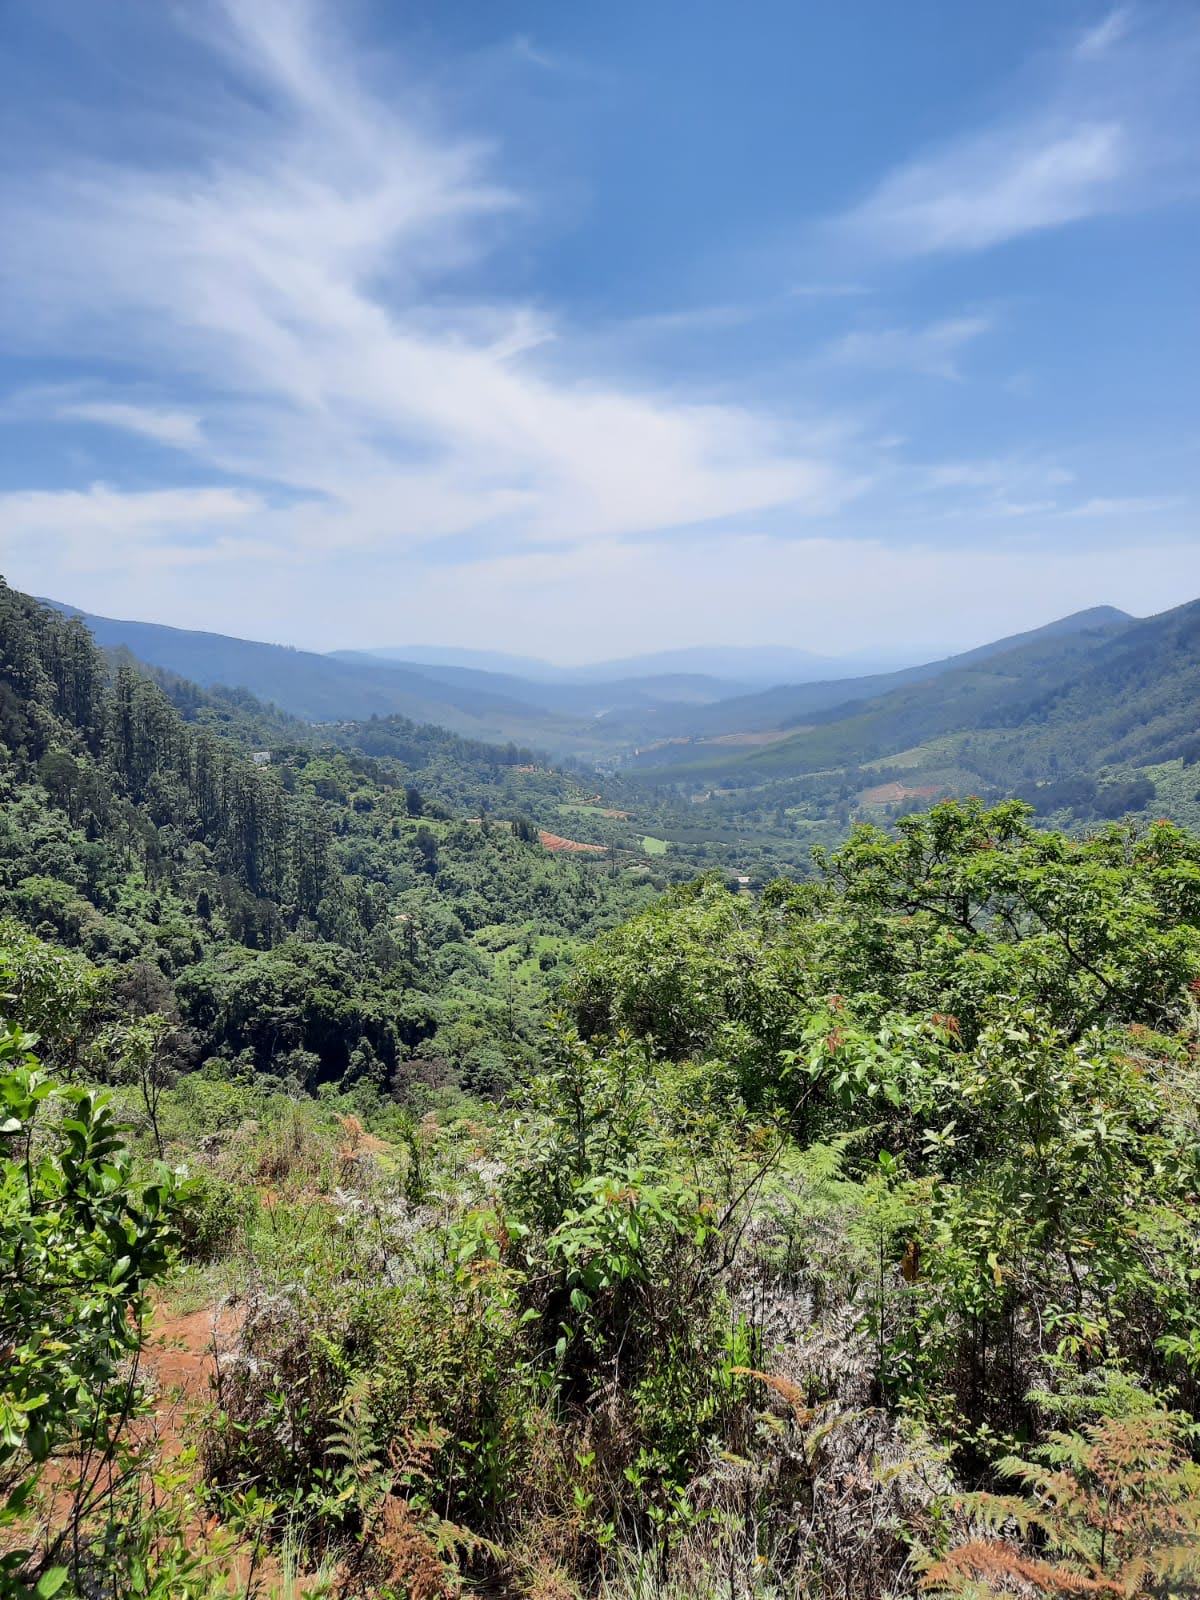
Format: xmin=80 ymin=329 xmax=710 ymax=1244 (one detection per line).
xmin=104 ymin=1013 xmax=184 ymax=1159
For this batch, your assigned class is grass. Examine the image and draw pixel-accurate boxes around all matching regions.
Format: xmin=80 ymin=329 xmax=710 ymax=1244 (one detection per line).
xmin=641 ymin=836 xmax=669 ymax=857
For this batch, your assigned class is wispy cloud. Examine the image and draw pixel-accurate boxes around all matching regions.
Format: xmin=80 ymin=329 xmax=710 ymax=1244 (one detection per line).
xmin=915 ymin=455 xmax=1077 ymax=519
xmin=621 ymin=303 xmax=761 ymax=335
xmin=1060 ymin=494 xmax=1182 ymax=518
xmin=30 ymin=520 xmax=1199 ymax=661
xmin=55 ymin=402 xmax=204 ymax=449
xmin=823 ymin=316 xmax=993 ymax=380
xmin=1075 ymin=7 xmax=1134 ymax=61
xmin=0 ymin=0 xmax=1193 ymax=657
xmin=1 ymin=385 xmax=204 ymax=450
xmin=0 ymin=484 xmax=264 ymax=572
xmin=789 ymin=283 xmax=869 ymax=299
xmin=827 ymin=6 xmax=1200 ymax=258
xmin=512 ymin=34 xmax=560 ymax=72
xmin=0 ymin=0 xmax=859 ymax=577
xmin=838 ymin=123 xmax=1127 ymax=257
xmin=923 ymin=458 xmax=1073 ymax=493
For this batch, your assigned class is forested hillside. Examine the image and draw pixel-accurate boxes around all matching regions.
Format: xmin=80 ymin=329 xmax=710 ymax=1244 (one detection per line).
xmin=0 ymin=580 xmax=690 ymax=1100
xmin=651 ymin=604 xmax=1132 ymax=745
xmin=45 ymin=597 xmax=1156 ymax=780
xmin=633 ymin=596 xmax=1200 ymax=839
xmin=42 ymin=599 xmax=758 ymax=758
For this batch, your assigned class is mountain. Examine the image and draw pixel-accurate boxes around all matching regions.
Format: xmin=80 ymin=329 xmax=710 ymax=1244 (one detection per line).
xmin=649 ymin=606 xmax=1134 ymax=746
xmin=329 ymin=654 xmax=750 ymax=713
xmin=41 ymin=599 xmax=768 ymax=754
xmin=340 ymin=642 xmax=913 ymax=685
xmin=631 ymin=600 xmax=1199 ymax=813
xmin=37 ymin=600 xmax=624 ymax=751
xmin=41 ymin=595 xmax=1153 ymax=788
xmin=334 ymin=644 xmax=566 ymax=679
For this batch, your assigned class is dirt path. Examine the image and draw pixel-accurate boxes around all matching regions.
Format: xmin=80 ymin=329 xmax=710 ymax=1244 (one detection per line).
xmin=148 ymin=1302 xmax=242 ymax=1401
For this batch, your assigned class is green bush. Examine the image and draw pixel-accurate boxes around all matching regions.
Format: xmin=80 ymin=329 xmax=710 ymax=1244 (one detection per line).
xmin=0 ymin=1024 xmax=186 ymax=1597
xmin=176 ymin=1165 xmax=256 ymax=1263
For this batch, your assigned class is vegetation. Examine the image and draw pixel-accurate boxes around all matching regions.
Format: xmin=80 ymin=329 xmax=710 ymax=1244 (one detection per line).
xmin=0 ymin=580 xmax=706 ymax=1103
xmin=3 ymin=581 xmax=1200 ymax=1595
xmin=630 ymin=597 xmax=1200 ymax=849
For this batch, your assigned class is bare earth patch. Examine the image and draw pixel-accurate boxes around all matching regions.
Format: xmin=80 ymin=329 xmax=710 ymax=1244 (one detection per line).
xmin=859 ymin=781 xmax=942 ymax=805
xmin=538 ymin=831 xmax=606 ymax=853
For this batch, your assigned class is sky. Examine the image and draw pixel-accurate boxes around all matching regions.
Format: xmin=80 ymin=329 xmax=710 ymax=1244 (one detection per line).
xmin=0 ymin=0 xmax=1197 ymax=662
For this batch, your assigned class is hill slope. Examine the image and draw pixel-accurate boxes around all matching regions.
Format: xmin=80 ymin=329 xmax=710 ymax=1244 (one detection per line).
xmin=2 ymin=579 xmax=700 ymax=1095
xmin=655 ymin=605 xmax=1133 ymax=745
xmin=40 ymin=599 xmax=599 ymax=745
xmin=42 ymin=600 xmax=760 ymax=755
xmin=631 ymin=597 xmax=1200 ymax=834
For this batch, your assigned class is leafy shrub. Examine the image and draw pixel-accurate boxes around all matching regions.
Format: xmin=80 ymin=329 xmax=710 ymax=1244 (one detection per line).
xmin=923 ymin=1408 xmax=1200 ymax=1596
xmin=0 ymin=1023 xmax=186 ymax=1597
xmin=176 ymin=1165 xmax=256 ymax=1263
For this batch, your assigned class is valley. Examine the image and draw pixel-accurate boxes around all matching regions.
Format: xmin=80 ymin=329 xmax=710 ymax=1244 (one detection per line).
xmin=43 ymin=594 xmax=1200 ymax=848
xmin=4 ymin=576 xmax=1200 ymax=1597
xmin=5 ymin=2 xmax=1200 ymax=1593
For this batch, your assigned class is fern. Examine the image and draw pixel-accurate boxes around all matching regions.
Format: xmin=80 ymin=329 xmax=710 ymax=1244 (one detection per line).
xmin=922 ymin=1409 xmax=1200 ymax=1596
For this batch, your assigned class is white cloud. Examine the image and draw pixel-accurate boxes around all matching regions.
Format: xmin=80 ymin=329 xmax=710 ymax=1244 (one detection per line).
xmin=789 ymin=283 xmax=869 ymax=298
xmin=916 ymin=455 xmax=1076 ymax=519
xmin=827 ymin=7 xmax=1199 ymax=258
xmin=835 ymin=121 xmax=1128 ymax=258
xmin=1076 ymin=7 xmax=1134 ymax=61
xmin=0 ymin=484 xmax=265 ymax=572
xmin=512 ymin=34 xmax=560 ymax=72
xmin=1060 ymin=494 xmax=1182 ymax=518
xmin=0 ymin=0 xmax=1194 ymax=659
xmin=923 ymin=458 xmax=1073 ymax=493
xmin=823 ymin=316 xmax=992 ymax=380
xmin=0 ymin=0 xmax=859 ymax=571
xmin=622 ymin=304 xmax=761 ymax=335
xmin=55 ymin=402 xmax=204 ymax=449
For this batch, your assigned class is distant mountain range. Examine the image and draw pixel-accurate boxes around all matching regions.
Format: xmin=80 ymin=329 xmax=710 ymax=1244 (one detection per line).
xmin=34 ymin=597 xmax=938 ymax=755
xmin=47 ymin=594 xmax=1191 ymax=806
xmin=646 ymin=606 xmax=1135 ymax=746
xmin=27 ymin=588 xmax=1200 ymax=833
xmin=628 ymin=599 xmax=1200 ymax=803
xmin=335 ymin=643 xmax=915 ymax=684
xmin=39 ymin=600 xmax=770 ymax=753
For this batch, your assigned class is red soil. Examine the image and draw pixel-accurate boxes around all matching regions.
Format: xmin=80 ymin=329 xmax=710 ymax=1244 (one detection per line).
xmin=538 ymin=831 xmax=606 ymax=854
xmin=149 ymin=1303 xmax=242 ymax=1401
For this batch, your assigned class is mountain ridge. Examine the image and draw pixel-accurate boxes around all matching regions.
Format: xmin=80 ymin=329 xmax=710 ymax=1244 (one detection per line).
xmin=663 ymin=605 xmax=1135 ymax=743
xmin=38 ymin=594 xmax=1143 ymax=774
xmin=630 ymin=599 xmax=1193 ymax=795
xmin=339 ymin=642 xmax=918 ymax=685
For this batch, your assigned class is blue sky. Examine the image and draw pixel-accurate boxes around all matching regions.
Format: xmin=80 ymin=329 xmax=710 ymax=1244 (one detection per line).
xmin=0 ymin=0 xmax=1197 ymax=661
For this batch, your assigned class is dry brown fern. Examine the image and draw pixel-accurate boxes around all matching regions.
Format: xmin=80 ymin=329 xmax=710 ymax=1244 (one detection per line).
xmin=922 ymin=1410 xmax=1200 ymax=1597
